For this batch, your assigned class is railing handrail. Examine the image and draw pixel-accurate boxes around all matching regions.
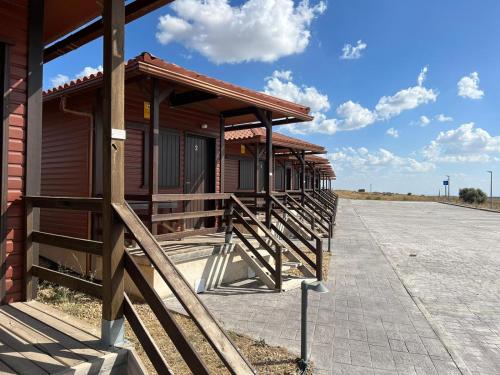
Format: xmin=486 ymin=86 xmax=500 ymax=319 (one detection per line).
xmin=230 ymin=194 xmax=283 ymax=251
xmin=152 ymin=193 xmax=231 ymax=202
xmin=24 ymin=195 xmax=103 ymax=212
xmin=113 ymin=201 xmax=256 ymax=375
xmin=283 ymin=193 xmax=316 ymax=224
xmin=270 ymin=195 xmax=322 ymax=242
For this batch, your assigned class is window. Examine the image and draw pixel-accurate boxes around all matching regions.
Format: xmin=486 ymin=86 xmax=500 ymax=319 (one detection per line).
xmin=239 ymin=159 xmax=254 ymax=189
xmin=159 ymin=129 xmax=180 ymax=188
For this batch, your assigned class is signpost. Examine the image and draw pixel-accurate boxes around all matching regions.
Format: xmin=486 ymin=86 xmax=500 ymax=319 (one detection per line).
xmin=443 ymin=176 xmax=450 ymax=201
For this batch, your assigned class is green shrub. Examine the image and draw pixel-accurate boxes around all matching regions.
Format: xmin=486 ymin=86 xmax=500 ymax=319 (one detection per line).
xmin=459 ymin=188 xmax=487 ymax=204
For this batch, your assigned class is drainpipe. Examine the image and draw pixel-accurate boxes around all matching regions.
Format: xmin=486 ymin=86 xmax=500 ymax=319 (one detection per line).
xmin=59 ymin=96 xmax=94 ymax=278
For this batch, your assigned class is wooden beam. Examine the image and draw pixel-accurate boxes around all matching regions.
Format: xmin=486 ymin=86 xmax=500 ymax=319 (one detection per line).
xmin=32 ymin=265 xmax=102 ymax=299
xmin=25 ymin=0 xmax=44 ymax=302
xmin=254 ymin=143 xmax=260 ymax=203
xmin=260 ymin=109 xmax=273 ymax=229
xmin=221 ymin=107 xmax=257 ymax=119
xmin=44 ymin=0 xmax=175 ymax=62
xmin=151 ymin=210 xmax=225 ymax=223
xmin=123 ymin=296 xmax=174 ymax=375
xmin=149 ymin=78 xmax=160 ymax=235
xmin=31 ymin=231 xmax=103 ymax=256
xmin=101 ymin=0 xmax=125 ymax=344
xmin=220 ymin=116 xmax=225 ymax=194
xmin=170 ymin=90 xmax=217 ymax=107
xmin=24 ymin=196 xmax=103 ymax=212
xmin=152 ymin=193 xmax=231 ymax=202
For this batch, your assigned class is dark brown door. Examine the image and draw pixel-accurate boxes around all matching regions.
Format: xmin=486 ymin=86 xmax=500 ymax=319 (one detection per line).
xmin=184 ymin=135 xmax=214 ymax=229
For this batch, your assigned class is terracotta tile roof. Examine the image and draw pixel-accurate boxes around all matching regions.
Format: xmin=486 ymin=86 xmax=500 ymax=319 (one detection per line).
xmin=44 ymin=52 xmax=313 ymax=122
xmin=225 ymin=128 xmax=325 ymax=153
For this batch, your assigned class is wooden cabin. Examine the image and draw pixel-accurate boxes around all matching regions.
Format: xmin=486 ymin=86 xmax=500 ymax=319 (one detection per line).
xmin=40 ymin=52 xmax=322 ymax=296
xmin=224 ymin=128 xmax=326 ymax=194
xmin=0 ymin=1 xmax=277 ymax=373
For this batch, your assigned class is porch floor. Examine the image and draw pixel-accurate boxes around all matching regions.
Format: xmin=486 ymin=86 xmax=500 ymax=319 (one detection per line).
xmin=0 ymin=301 xmax=130 ymax=374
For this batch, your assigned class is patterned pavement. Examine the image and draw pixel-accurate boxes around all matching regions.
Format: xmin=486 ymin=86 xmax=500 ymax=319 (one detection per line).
xmin=167 ymin=199 xmax=467 ymax=374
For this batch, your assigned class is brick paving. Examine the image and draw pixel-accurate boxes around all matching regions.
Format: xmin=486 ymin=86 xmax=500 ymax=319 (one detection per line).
xmin=352 ymin=200 xmax=500 ymax=375
xmin=166 ymin=200 xmax=464 ymax=374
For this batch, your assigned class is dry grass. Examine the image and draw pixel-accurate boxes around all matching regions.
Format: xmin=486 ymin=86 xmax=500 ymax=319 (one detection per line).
xmin=336 ymin=190 xmax=500 ymax=211
xmin=37 ymin=282 xmax=311 ymax=375
xmin=285 ymin=250 xmax=331 ymax=281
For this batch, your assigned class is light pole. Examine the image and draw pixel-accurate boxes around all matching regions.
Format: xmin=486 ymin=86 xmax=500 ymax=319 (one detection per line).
xmin=487 ymin=171 xmax=493 ymax=209
xmin=299 ymin=280 xmax=329 ymax=372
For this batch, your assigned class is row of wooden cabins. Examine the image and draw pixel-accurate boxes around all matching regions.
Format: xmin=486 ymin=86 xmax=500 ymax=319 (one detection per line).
xmin=0 ymin=1 xmax=337 ymax=374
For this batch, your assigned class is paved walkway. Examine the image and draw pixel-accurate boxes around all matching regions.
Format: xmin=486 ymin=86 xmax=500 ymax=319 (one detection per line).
xmin=352 ymin=200 xmax=500 ymax=375
xmin=167 ymin=200 xmax=461 ymax=374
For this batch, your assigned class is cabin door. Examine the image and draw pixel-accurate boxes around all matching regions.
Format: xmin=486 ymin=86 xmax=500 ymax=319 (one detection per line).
xmin=184 ymin=134 xmax=215 ymax=229
xmin=285 ymin=167 xmax=292 ymax=191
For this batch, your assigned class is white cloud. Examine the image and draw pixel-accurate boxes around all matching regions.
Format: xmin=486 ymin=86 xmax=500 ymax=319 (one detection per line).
xmin=49 ymin=65 xmax=103 ymax=89
xmin=457 ymin=72 xmax=484 ymax=100
xmin=375 ymin=86 xmax=437 ymax=120
xmin=423 ymin=122 xmax=500 ymax=163
xmin=76 ymin=65 xmax=103 ymax=78
xmin=50 ymin=74 xmax=70 ymax=88
xmin=329 ymin=147 xmax=435 ymax=174
xmin=264 ymin=67 xmax=437 ymax=135
xmin=336 ymin=101 xmax=377 ymax=131
xmin=435 ymin=114 xmax=453 ymax=122
xmin=417 ymin=66 xmax=428 ymax=87
xmin=156 ymin=0 xmax=326 ymax=64
xmin=419 ymin=115 xmax=431 ymax=127
xmin=340 ymin=40 xmax=367 ymax=60
xmin=386 ymin=127 xmax=399 ymax=138
xmin=264 ymin=70 xmax=330 ymax=113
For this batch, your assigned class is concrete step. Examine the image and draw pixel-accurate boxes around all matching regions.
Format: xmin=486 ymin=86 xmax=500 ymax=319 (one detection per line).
xmin=233 ymin=244 xmax=275 ymax=289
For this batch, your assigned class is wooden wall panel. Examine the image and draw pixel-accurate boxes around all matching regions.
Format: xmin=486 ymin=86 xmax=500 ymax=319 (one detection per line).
xmin=40 ymin=100 xmax=91 ymax=239
xmin=0 ymin=0 xmax=29 ymax=303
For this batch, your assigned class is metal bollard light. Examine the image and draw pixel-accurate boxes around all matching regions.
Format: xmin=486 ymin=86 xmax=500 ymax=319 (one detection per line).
xmin=299 ymin=280 xmax=329 ymax=372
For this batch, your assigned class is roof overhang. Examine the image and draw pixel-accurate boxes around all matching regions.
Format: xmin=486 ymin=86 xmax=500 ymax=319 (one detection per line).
xmin=44 ymin=1 xmax=174 ymax=61
xmin=44 ymin=56 xmax=313 ymax=127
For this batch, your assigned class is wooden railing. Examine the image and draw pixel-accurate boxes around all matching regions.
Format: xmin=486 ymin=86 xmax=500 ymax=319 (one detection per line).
xmin=25 ymin=196 xmax=104 ymax=300
xmin=24 ymin=195 xmax=256 ymax=374
xmin=269 ymin=195 xmax=323 ymax=280
xmin=229 ymin=194 xmax=283 ymax=290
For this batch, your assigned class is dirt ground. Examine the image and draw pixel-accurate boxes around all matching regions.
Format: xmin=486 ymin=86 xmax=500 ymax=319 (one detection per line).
xmin=37 ymin=283 xmax=312 ymax=375
xmin=336 ymin=189 xmax=500 ymax=211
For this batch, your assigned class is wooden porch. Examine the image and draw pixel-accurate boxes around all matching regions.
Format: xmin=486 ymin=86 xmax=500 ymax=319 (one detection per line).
xmin=0 ymin=301 xmax=140 ymax=374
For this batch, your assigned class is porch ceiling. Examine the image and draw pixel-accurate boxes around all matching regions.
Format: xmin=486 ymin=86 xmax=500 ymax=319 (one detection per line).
xmin=44 ymin=1 xmax=173 ymax=48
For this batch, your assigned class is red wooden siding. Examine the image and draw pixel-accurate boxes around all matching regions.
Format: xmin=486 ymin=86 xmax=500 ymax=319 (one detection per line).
xmin=40 ymin=100 xmax=91 ymax=239
xmin=0 ymin=0 xmax=28 ymax=303
xmin=41 ymin=81 xmax=223 ymax=241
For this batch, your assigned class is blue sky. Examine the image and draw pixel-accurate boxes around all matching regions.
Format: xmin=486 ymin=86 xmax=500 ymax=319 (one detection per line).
xmin=44 ymin=0 xmax=500 ymax=195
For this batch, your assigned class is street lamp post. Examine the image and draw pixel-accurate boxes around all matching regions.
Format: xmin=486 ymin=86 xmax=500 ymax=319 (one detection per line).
xmin=487 ymin=171 xmax=493 ymax=209
xmin=299 ymin=280 xmax=329 ymax=372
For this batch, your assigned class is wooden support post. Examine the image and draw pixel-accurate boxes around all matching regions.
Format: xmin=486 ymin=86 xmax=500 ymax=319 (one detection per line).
xmin=149 ymin=78 xmax=160 ymax=235
xmin=220 ymin=115 xmax=225 ymax=194
xmin=301 ymin=151 xmax=306 ymax=204
xmin=101 ymin=0 xmax=125 ymax=347
xmin=254 ymin=142 xmax=259 ymax=208
xmin=264 ymin=111 xmax=273 ymax=229
xmin=25 ymin=0 xmax=44 ymax=302
xmin=224 ymin=199 xmax=234 ymax=244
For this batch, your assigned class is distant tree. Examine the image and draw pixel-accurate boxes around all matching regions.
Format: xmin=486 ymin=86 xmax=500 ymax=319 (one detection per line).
xmin=407 ymin=192 xmax=412 ymax=196
xmin=358 ymin=189 xmax=366 ymax=193
xmin=459 ymin=188 xmax=487 ymax=204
